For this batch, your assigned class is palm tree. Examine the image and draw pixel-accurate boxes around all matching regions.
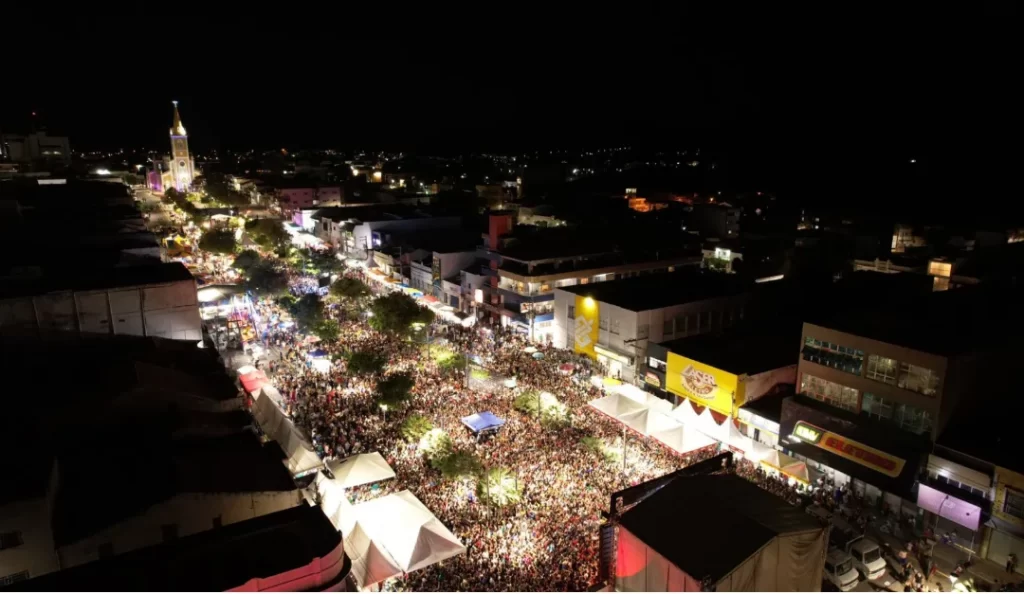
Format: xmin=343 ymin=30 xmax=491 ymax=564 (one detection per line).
xmin=475 ymin=467 xmax=522 ymax=508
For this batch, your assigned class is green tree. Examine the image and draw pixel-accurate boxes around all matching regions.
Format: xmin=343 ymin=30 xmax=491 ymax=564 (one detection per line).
xmin=276 ymin=294 xmax=298 ymax=309
xmin=330 ymin=277 xmax=371 ymax=302
xmin=232 ymin=249 xmax=261 ymax=271
xmin=289 ymin=293 xmax=324 ymax=330
xmin=346 ymin=349 xmax=386 ymax=376
xmin=244 ymin=262 xmax=289 ymax=296
xmin=432 ymin=450 xmax=482 ymax=480
xmin=163 ymin=188 xmax=183 ymax=204
xmin=198 ymin=229 xmax=237 ymax=255
xmin=313 ymin=319 xmax=340 ymax=342
xmin=401 ymin=414 xmax=434 ymax=442
xmin=475 ymin=467 xmax=522 ymax=507
xmin=245 ymin=219 xmax=290 ymax=251
xmin=376 ymin=372 xmax=415 ymax=408
xmin=418 ymin=428 xmax=453 ymax=459
xmin=368 ymin=292 xmax=434 ymax=336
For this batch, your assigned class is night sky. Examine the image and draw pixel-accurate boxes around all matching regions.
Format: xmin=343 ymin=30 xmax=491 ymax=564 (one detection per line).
xmin=2 ymin=6 xmax=1017 ymax=176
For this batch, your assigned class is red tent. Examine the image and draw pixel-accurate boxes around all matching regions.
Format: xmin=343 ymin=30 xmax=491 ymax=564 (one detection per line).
xmin=239 ymin=369 xmax=269 ymax=394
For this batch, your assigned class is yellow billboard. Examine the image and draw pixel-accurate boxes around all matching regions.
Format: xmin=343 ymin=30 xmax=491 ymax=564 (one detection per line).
xmin=573 ymin=295 xmax=599 ymax=358
xmin=666 ymin=352 xmax=738 ymax=417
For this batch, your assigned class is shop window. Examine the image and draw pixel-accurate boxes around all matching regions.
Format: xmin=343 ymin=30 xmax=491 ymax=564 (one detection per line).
xmin=862 ymin=393 xmax=933 ymax=435
xmin=599 ymin=317 xmax=608 ymax=331
xmin=648 ymin=357 xmax=666 ymax=371
xmin=801 ymin=373 xmax=859 ymax=412
xmin=866 ymin=354 xmax=898 ymax=385
xmin=662 ymin=318 xmax=674 ymax=336
xmin=802 ymin=338 xmax=864 ymax=375
xmin=898 ymin=363 xmax=940 ymax=397
xmin=1004 ymin=488 xmax=1024 ymax=521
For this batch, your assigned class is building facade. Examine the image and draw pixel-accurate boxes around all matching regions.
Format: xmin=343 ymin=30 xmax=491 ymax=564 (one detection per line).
xmin=168 ymin=101 xmax=195 ymax=192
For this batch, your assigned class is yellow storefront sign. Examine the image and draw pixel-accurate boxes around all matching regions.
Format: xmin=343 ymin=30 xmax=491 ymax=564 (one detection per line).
xmin=665 ymin=352 xmax=739 ymax=417
xmin=573 ymin=295 xmax=599 ymax=358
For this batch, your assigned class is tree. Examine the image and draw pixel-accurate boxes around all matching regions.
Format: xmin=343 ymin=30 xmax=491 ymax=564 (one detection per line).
xmin=475 ymin=467 xmax=522 ymax=507
xmin=232 ymin=249 xmax=261 ymax=272
xmin=418 ymin=428 xmax=453 ymax=459
xmin=330 ymin=277 xmax=371 ymax=303
xmin=346 ymin=349 xmax=386 ymax=376
xmin=368 ymin=292 xmax=434 ymax=336
xmin=163 ymin=187 xmax=183 ymax=204
xmin=432 ymin=450 xmax=482 ymax=480
xmin=401 ymin=414 xmax=434 ymax=442
xmin=198 ymin=229 xmax=237 ymax=255
xmin=244 ymin=262 xmax=289 ymax=296
xmin=313 ymin=319 xmax=340 ymax=342
xmin=245 ymin=219 xmax=290 ymax=251
xmin=289 ymin=293 xmax=324 ymax=330
xmin=376 ymin=372 xmax=415 ymax=408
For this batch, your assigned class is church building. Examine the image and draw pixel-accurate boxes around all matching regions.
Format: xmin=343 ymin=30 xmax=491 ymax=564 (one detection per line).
xmin=147 ymin=101 xmax=198 ymax=193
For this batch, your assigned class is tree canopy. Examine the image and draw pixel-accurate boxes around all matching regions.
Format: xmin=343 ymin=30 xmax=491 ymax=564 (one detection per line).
xmin=368 ymin=292 xmax=434 ymax=336
xmin=330 ymin=277 xmax=371 ymax=302
xmin=245 ymin=219 xmax=290 ymax=251
xmin=376 ymin=372 xmax=415 ymax=408
xmin=244 ymin=262 xmax=289 ymax=296
xmin=401 ymin=414 xmax=434 ymax=442
xmin=198 ymin=229 xmax=237 ymax=255
xmin=289 ymin=293 xmax=324 ymax=330
xmin=232 ymin=249 xmax=261 ymax=271
xmin=345 ymin=349 xmax=387 ymax=376
xmin=313 ymin=319 xmax=340 ymax=342
xmin=431 ymin=450 xmax=482 ymax=480
xmin=475 ymin=467 xmax=522 ymax=507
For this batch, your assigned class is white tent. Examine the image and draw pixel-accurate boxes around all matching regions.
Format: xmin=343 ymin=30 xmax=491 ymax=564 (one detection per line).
xmin=326 ymin=452 xmax=396 ymax=488
xmin=614 ymin=383 xmax=674 ymax=413
xmin=251 ymin=387 xmax=323 ymax=477
xmin=344 ymin=520 xmax=403 ymax=590
xmin=617 ymin=408 xmax=682 ymax=437
xmin=354 ymin=490 xmax=466 ymax=574
xmin=588 ymin=393 xmax=647 ymax=420
xmin=669 ymin=401 xmax=730 ymax=442
xmin=651 ymin=423 xmax=718 ymax=455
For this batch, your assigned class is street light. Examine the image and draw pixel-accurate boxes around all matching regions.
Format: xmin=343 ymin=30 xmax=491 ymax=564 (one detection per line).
xmin=380 ymin=403 xmax=389 ymax=423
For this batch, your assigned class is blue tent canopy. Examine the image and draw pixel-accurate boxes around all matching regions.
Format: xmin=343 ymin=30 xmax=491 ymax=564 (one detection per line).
xmin=308 ymin=348 xmax=328 ymax=359
xmin=461 ymin=411 xmax=506 ymax=434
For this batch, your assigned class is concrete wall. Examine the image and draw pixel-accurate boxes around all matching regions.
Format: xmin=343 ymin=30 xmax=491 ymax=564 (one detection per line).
xmin=742 ymin=365 xmax=798 ymax=404
xmin=0 ymin=466 xmax=59 ymax=582
xmin=56 ymin=490 xmax=303 ymax=571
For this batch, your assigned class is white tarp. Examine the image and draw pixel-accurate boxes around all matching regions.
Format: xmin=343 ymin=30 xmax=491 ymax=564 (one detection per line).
xmin=588 ymin=393 xmax=647 ymax=420
xmin=326 ymin=452 xmax=396 ymax=488
xmin=251 ymin=386 xmax=323 ymax=477
xmin=618 ymin=408 xmax=682 ymax=437
xmin=669 ymin=401 xmax=730 ymax=442
xmin=615 ymin=383 xmax=674 ymax=413
xmin=353 ymin=490 xmax=466 ymax=575
xmin=651 ymin=423 xmax=718 ymax=455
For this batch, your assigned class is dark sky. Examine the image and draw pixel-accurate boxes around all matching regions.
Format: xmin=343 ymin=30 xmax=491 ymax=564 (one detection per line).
xmin=2 ymin=5 xmax=1017 ymax=162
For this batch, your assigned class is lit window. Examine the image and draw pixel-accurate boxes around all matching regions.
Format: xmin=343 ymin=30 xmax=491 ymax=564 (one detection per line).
xmin=898 ymin=363 xmax=940 ymax=397
xmin=866 ymin=355 xmax=898 ymax=385
xmin=801 ymin=373 xmax=859 ymax=412
xmin=802 ymin=338 xmax=864 ymax=375
xmin=1004 ymin=489 xmax=1024 ymax=521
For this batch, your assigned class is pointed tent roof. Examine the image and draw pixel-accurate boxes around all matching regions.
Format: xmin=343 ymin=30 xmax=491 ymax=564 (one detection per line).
xmin=588 ymin=392 xmax=646 ymax=420
xmin=354 ymin=490 xmax=466 ymax=574
xmin=325 ymin=452 xmax=396 ymax=488
xmin=170 ymin=101 xmax=187 ymax=136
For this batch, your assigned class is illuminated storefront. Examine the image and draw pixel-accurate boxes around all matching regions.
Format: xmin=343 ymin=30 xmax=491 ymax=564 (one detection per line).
xmin=665 ymin=352 xmax=740 ymax=417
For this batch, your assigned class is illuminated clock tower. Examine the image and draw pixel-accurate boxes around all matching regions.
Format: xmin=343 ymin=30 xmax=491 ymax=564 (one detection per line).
xmin=168 ymin=101 xmax=194 ymax=191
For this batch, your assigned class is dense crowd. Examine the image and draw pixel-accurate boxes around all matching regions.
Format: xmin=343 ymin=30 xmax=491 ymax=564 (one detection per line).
xmin=228 ymin=269 xmax=809 ymax=592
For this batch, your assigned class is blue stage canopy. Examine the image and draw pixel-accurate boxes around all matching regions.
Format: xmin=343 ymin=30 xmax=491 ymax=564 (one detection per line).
xmin=461 ymin=411 xmax=506 ymax=434
xmin=308 ymin=348 xmax=328 ymax=359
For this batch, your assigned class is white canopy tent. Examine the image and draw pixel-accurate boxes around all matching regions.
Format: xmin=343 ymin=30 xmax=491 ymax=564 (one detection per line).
xmin=251 ymin=385 xmax=323 ymax=477
xmin=669 ymin=400 xmax=731 ymax=442
xmin=617 ymin=408 xmax=682 ymax=437
xmin=326 ymin=452 xmax=396 ymax=488
xmin=588 ymin=393 xmax=647 ymax=420
xmin=345 ymin=490 xmax=466 ymax=588
xmin=651 ymin=423 xmax=718 ymax=455
xmin=614 ymin=383 xmax=674 ymax=414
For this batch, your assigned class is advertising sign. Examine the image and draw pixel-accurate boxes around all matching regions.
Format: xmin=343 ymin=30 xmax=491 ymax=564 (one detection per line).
xmin=917 ymin=484 xmax=981 ymax=531
xmin=432 ymin=256 xmax=442 ymax=285
xmin=573 ymin=295 xmax=599 ymax=358
xmin=665 ymin=353 xmax=738 ymax=417
xmin=644 ymin=371 xmax=662 ymax=388
xmin=792 ymin=421 xmax=906 ymax=478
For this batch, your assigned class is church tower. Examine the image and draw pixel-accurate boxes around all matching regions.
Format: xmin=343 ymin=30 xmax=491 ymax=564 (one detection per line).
xmin=168 ymin=101 xmax=194 ymax=191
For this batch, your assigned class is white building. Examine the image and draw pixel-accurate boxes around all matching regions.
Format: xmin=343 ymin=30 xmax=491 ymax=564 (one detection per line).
xmin=552 ymin=271 xmax=751 ymax=383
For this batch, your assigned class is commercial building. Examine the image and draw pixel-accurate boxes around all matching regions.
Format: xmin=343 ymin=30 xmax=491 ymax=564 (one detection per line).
xmin=647 ymin=321 xmax=800 ymax=423
xmin=0 ymin=334 xmax=310 ymax=587
xmin=483 ymin=217 xmax=701 ymax=344
xmin=553 ymin=271 xmax=749 ymax=383
xmin=0 ymin=131 xmax=71 ymax=168
xmin=312 ymin=206 xmax=463 ymax=258
xmin=615 ymin=473 xmax=826 ymax=591
xmin=276 ymin=184 xmax=343 ymax=214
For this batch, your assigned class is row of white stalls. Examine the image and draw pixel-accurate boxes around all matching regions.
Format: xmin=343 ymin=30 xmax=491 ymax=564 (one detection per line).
xmin=589 ymin=380 xmax=772 ymax=461
xmin=589 ymin=380 xmax=824 ymax=486
xmin=315 ymin=453 xmax=466 ymax=590
xmin=239 ymin=366 xmax=467 ymax=591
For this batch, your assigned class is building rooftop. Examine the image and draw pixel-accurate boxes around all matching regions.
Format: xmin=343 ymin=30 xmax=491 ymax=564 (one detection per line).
xmin=619 ymin=473 xmax=822 ymax=586
xmin=558 ymin=269 xmax=748 ymax=312
xmin=658 ymin=320 xmax=802 ymax=376
xmin=11 ymin=506 xmax=342 ymax=592
xmin=938 ymin=401 xmax=1023 ymax=474
xmin=805 ymin=282 xmax=1024 ymax=356
xmin=739 ymin=384 xmax=796 ymax=423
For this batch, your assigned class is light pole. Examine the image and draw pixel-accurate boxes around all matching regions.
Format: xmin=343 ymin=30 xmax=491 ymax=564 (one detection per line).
xmin=380 ymin=403 xmax=388 ymax=423
xmin=622 ymin=425 xmax=628 ymax=476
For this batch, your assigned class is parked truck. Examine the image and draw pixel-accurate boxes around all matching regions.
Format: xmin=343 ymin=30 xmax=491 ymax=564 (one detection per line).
xmin=830 ymin=516 xmax=887 ymax=581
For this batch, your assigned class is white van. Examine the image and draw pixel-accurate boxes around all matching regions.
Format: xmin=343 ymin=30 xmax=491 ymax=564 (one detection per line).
xmin=848 ymin=537 xmax=887 ymax=581
xmin=824 ymin=547 xmax=860 ymax=591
